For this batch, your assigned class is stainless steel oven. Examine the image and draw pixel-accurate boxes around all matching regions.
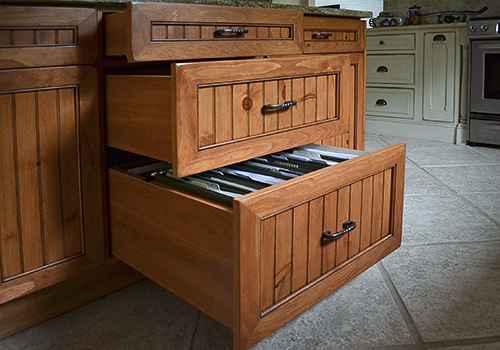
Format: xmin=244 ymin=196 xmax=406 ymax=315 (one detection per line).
xmin=468 ymin=18 xmax=500 ymax=146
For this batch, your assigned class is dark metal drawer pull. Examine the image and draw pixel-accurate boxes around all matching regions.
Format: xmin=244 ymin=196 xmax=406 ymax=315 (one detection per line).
xmin=433 ymin=34 xmax=446 ymax=42
xmin=215 ymin=29 xmax=249 ymax=35
xmin=377 ymin=66 xmax=388 ymax=73
xmin=376 ymin=99 xmax=388 ymax=106
xmin=312 ymin=33 xmax=332 ymax=39
xmin=323 ymin=221 xmax=357 ymax=240
xmin=262 ymin=100 xmax=297 ymax=111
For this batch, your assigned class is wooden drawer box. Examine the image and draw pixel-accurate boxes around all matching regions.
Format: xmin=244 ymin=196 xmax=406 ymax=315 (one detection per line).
xmin=105 ymin=2 xmax=303 ymax=61
xmin=106 ymin=54 xmax=352 ymax=177
xmin=303 ymin=15 xmax=365 ymax=54
xmin=367 ymin=33 xmax=415 ymax=51
xmin=367 ymin=87 xmax=414 ymax=119
xmin=367 ymin=54 xmax=415 ymax=85
xmin=0 ymin=6 xmax=97 ymax=69
xmin=108 ymin=143 xmax=405 ymax=350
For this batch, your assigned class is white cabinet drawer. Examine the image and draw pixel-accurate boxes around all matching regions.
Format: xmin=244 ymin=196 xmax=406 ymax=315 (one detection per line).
xmin=366 ymin=88 xmax=414 ymax=119
xmin=367 ymin=34 xmax=415 ymax=51
xmin=367 ymin=55 xmax=415 ymax=84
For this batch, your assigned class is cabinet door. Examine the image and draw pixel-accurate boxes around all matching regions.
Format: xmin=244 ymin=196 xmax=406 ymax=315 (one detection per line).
xmin=422 ymin=32 xmax=456 ymax=122
xmin=0 ymin=66 xmax=104 ymax=304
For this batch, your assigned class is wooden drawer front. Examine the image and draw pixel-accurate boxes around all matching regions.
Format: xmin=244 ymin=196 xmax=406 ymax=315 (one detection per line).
xmin=303 ymin=16 xmax=365 ymax=54
xmin=107 ymin=55 xmax=351 ymax=178
xmin=367 ymin=34 xmax=415 ymax=51
xmin=105 ymin=2 xmax=302 ymax=61
xmin=0 ymin=6 xmax=97 ymax=69
xmin=236 ymin=144 xmax=405 ymax=349
xmin=366 ymin=88 xmax=414 ymax=119
xmin=367 ymin=55 xmax=414 ymax=84
xmin=259 ymin=168 xmax=393 ymax=313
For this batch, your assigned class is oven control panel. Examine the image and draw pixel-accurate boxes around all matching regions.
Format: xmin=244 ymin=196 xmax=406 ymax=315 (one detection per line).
xmin=469 ymin=18 xmax=500 ymax=38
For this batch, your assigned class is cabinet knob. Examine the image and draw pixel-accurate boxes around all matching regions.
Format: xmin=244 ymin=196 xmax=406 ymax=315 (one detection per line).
xmin=375 ymin=99 xmax=388 ymax=106
xmin=379 ymin=40 xmax=385 ymax=45
xmin=323 ymin=221 xmax=357 ymax=240
xmin=377 ymin=66 xmax=388 ymax=73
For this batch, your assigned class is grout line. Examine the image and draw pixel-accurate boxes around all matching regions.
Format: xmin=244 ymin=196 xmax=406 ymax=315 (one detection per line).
xmin=420 ymin=163 xmax=500 ymax=168
xmin=423 ymin=335 xmax=500 ymax=348
xmin=400 ymin=239 xmax=500 ymax=248
xmin=188 ymin=311 xmax=202 ymax=350
xmin=377 ymin=262 xmax=425 ymax=345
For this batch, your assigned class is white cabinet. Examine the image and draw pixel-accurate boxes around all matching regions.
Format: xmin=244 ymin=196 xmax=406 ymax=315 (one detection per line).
xmin=366 ymin=24 xmax=468 ymax=143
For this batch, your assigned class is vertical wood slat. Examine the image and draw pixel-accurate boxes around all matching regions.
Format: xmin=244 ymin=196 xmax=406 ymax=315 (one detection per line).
xmin=291 ymin=78 xmax=304 ymax=126
xmin=281 ymin=27 xmax=290 ymax=39
xmin=371 ymin=172 xmax=384 ymax=243
xmin=335 ymin=186 xmax=350 ymax=266
xmin=168 ymin=25 xmax=184 ymax=39
xmin=316 ymin=75 xmax=328 ymax=121
xmin=152 ymin=25 xmax=168 ymax=40
xmin=327 ymin=74 xmax=337 ymax=119
xmin=257 ymin=26 xmax=269 ymax=38
xmin=201 ymin=26 xmax=216 ymax=39
xmin=264 ymin=80 xmax=278 ymax=132
xmin=304 ymin=76 xmax=316 ymax=124
xmin=291 ymin=203 xmax=308 ymax=292
xmin=214 ymin=85 xmax=232 ymax=143
xmin=274 ymin=210 xmax=293 ymax=302
xmin=360 ymin=176 xmax=373 ymax=250
xmin=381 ymin=169 xmax=393 ymax=238
xmin=261 ymin=217 xmax=275 ymax=311
xmin=348 ymin=181 xmax=362 ymax=258
xmin=248 ymin=82 xmax=264 ymax=136
xmin=38 ymin=90 xmax=65 ymax=263
xmin=36 ymin=30 xmax=57 ymax=45
xmin=307 ymin=198 xmax=323 ymax=282
xmin=232 ymin=83 xmax=249 ymax=140
xmin=198 ymin=87 xmax=215 ymax=147
xmin=58 ymin=88 xmax=82 ymax=257
xmin=0 ymin=30 xmax=10 ymax=46
xmin=269 ymin=27 xmax=281 ymax=38
xmin=322 ymin=191 xmax=338 ymax=272
xmin=278 ymin=79 xmax=291 ymax=129
xmin=245 ymin=27 xmax=257 ymax=39
xmin=15 ymin=92 xmax=43 ymax=271
xmin=57 ymin=30 xmax=75 ymax=44
xmin=0 ymin=94 xmax=23 ymax=279
xmin=184 ymin=25 xmax=201 ymax=39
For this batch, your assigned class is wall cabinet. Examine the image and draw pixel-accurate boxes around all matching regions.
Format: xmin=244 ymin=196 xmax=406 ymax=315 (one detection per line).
xmin=366 ymin=24 xmax=468 ymax=143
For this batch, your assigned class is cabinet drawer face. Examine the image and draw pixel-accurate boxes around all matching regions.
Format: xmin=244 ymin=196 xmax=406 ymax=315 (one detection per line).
xmin=367 ymin=34 xmax=415 ymax=51
xmin=108 ymin=143 xmax=405 ymax=349
xmin=105 ymin=2 xmax=302 ymax=61
xmin=0 ymin=6 xmax=97 ymax=69
xmin=366 ymin=87 xmax=414 ymax=119
xmin=107 ymin=55 xmax=352 ymax=177
xmin=367 ymin=55 xmax=414 ymax=84
xmin=303 ymin=16 xmax=365 ymax=54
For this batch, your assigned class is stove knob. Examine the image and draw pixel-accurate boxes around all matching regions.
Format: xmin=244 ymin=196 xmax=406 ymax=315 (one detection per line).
xmin=480 ymin=24 xmax=489 ymax=32
xmin=469 ymin=24 xmax=477 ymax=32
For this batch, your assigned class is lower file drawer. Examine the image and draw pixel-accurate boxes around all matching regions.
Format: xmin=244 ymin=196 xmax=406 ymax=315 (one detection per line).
xmin=108 ymin=143 xmax=405 ymax=350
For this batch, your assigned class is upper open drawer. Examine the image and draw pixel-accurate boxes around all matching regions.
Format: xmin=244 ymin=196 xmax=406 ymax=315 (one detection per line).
xmin=105 ymin=2 xmax=303 ymax=61
xmin=106 ymin=54 xmax=351 ymax=177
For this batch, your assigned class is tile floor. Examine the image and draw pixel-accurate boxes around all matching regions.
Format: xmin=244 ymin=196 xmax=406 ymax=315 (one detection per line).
xmin=1 ymin=134 xmax=500 ymax=350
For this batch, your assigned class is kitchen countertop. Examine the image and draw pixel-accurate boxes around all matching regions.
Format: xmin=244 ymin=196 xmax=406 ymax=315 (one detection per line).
xmin=0 ymin=0 xmax=372 ymax=18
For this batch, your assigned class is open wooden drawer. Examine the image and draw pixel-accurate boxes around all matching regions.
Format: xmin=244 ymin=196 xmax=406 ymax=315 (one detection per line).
xmin=105 ymin=2 xmax=303 ymax=61
xmin=108 ymin=142 xmax=405 ymax=350
xmin=106 ymin=54 xmax=352 ymax=177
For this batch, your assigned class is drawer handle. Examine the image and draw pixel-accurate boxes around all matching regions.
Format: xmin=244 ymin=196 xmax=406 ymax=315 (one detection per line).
xmin=215 ymin=29 xmax=249 ymax=36
xmin=433 ymin=34 xmax=446 ymax=42
xmin=312 ymin=33 xmax=332 ymax=39
xmin=262 ymin=100 xmax=297 ymax=111
xmin=377 ymin=66 xmax=388 ymax=73
xmin=376 ymin=99 xmax=388 ymax=106
xmin=323 ymin=221 xmax=357 ymax=240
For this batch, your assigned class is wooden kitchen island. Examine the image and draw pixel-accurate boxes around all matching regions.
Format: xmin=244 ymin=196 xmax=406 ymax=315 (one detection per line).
xmin=0 ymin=2 xmax=405 ymax=349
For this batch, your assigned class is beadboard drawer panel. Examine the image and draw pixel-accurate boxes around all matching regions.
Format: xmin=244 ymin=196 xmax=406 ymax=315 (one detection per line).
xmin=0 ymin=6 xmax=97 ymax=69
xmin=367 ymin=55 xmax=415 ymax=84
xmin=106 ymin=54 xmax=352 ymax=178
xmin=108 ymin=143 xmax=405 ymax=350
xmin=105 ymin=2 xmax=302 ymax=61
xmin=367 ymin=34 xmax=415 ymax=51
xmin=303 ymin=15 xmax=365 ymax=54
xmin=366 ymin=87 xmax=414 ymax=119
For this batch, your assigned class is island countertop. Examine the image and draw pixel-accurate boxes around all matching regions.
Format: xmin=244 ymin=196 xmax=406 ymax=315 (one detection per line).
xmin=0 ymin=0 xmax=372 ymax=18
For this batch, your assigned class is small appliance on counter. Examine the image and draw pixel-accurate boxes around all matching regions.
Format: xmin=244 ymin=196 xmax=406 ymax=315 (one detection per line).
xmin=468 ymin=16 xmax=500 ymax=147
